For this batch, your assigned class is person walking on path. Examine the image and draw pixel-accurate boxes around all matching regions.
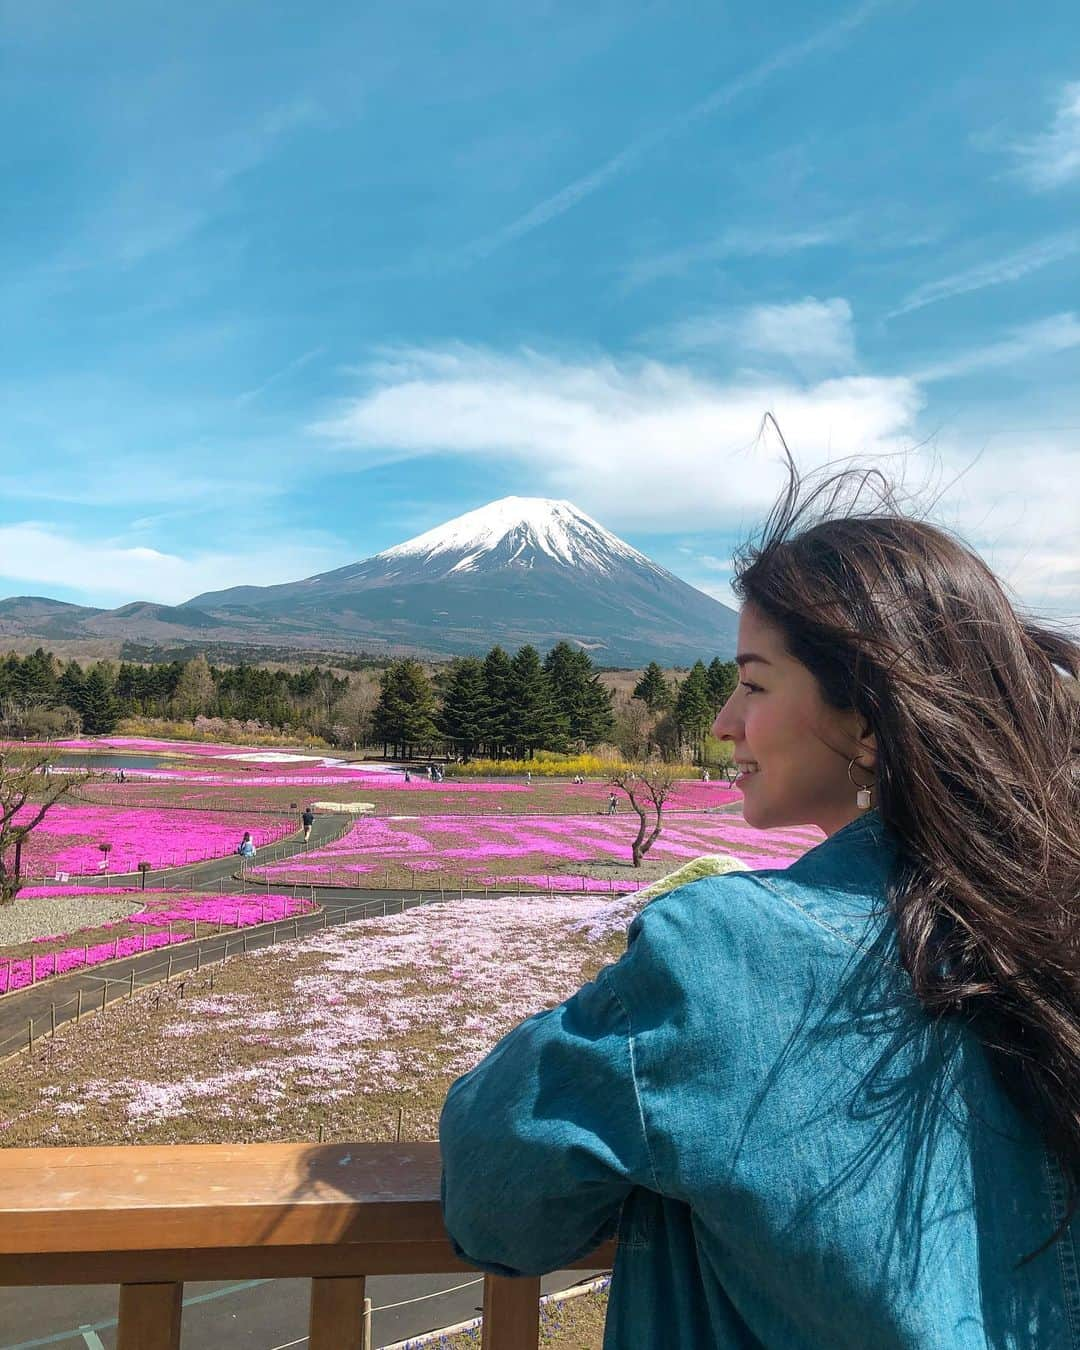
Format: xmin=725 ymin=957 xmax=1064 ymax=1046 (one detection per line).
xmin=606 ymin=791 xmax=618 ymax=816
xmin=236 ymin=832 xmax=256 ymax=867
xmin=301 ymin=806 xmax=315 ymax=843
xmin=440 ymin=446 xmax=1080 ymax=1348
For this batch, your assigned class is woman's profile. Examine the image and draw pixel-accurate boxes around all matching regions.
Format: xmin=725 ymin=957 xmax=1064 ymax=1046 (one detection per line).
xmin=439 ymin=436 xmax=1080 ymax=1347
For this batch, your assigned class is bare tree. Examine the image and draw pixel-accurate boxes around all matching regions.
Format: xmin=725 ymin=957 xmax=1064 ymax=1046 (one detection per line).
xmin=608 ymin=760 xmax=679 ymax=868
xmin=0 ymin=750 xmax=83 ymax=904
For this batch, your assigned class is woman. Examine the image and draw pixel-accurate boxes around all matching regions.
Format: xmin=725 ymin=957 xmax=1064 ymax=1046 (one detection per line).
xmin=439 ymin=447 xmax=1080 ymax=1346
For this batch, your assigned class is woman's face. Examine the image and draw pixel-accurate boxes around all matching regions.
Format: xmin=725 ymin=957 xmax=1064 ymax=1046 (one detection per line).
xmin=711 ymin=603 xmax=877 ymax=838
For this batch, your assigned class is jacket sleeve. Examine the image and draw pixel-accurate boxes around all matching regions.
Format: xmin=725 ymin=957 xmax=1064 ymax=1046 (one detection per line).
xmin=438 ymin=962 xmax=656 ymax=1277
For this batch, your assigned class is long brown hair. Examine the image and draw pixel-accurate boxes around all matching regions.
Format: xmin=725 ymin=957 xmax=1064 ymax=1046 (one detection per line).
xmin=730 ymin=423 xmax=1080 ymax=1254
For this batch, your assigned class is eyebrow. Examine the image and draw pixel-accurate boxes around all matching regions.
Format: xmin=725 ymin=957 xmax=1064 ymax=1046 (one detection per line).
xmin=735 ymin=653 xmax=774 ymax=668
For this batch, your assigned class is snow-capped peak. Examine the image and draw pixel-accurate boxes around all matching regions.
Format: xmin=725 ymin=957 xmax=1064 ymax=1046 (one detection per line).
xmin=374 ymin=497 xmax=662 ymax=577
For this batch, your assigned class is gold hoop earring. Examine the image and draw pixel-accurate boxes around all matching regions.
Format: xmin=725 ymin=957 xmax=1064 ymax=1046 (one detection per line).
xmin=847 ymin=757 xmax=875 ymax=811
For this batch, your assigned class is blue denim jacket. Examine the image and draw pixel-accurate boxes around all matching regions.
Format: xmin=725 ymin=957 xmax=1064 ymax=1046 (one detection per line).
xmin=440 ymin=810 xmax=1079 ymax=1347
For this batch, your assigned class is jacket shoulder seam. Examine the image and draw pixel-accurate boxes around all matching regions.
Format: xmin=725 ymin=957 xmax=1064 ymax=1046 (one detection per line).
xmin=750 ymin=872 xmax=903 ymax=973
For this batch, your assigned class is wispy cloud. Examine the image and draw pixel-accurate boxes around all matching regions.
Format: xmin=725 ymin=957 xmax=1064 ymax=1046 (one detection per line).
xmin=236 ymin=345 xmax=328 ymax=405
xmin=912 ymin=313 xmax=1080 ymax=382
xmin=1009 ymin=80 xmax=1080 ymax=190
xmin=667 ymin=298 xmax=857 ymax=378
xmin=620 ymin=221 xmax=854 ymax=290
xmin=0 ymin=523 xmax=343 ymax=606
xmin=888 ymin=231 xmax=1080 ymax=318
xmin=463 ymin=0 xmax=900 ymax=260
xmin=313 ymin=343 xmax=922 ymax=529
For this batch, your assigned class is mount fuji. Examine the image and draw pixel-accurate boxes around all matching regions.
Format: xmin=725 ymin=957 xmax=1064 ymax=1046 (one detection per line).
xmin=184 ymin=497 xmax=738 ymax=664
xmin=0 ymin=499 xmax=739 ymax=665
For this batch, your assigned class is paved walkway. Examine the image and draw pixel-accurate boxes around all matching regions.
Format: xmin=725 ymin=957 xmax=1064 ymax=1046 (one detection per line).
xmin=1 ymin=798 xmax=749 ymax=1056
xmin=0 ymin=814 xmax=551 ymax=1056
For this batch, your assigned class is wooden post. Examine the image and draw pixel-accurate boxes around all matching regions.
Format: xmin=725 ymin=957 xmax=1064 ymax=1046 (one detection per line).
xmin=83 ymin=944 xmax=89 ymax=966
xmin=117 ymin=1281 xmax=183 ymax=1350
xmin=76 ymin=989 xmax=83 ymax=1023
xmin=481 ymin=1275 xmax=541 ymax=1349
xmin=101 ymin=983 xmax=108 ymax=1013
xmin=50 ymin=1004 xmax=56 ymax=1036
xmin=308 ymin=1277 xmax=367 ymax=1350
xmin=166 ymin=954 xmax=173 ymax=984
xmin=30 ymin=955 xmax=36 ymax=984
xmin=27 ymin=1019 xmax=32 ymax=1053
xmin=129 ymin=969 xmax=136 ymax=998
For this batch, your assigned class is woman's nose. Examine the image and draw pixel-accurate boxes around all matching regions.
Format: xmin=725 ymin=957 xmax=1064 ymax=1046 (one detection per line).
xmin=711 ymin=694 xmax=739 ymax=740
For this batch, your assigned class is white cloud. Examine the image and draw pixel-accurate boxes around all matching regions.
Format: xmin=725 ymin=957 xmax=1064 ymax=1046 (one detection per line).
xmin=1011 ymin=81 xmax=1080 ymax=190
xmin=742 ymin=297 xmax=856 ymax=376
xmin=0 ymin=525 xmax=342 ymax=606
xmin=913 ymin=313 xmax=1080 ymax=382
xmin=888 ymin=231 xmax=1080 ymax=318
xmin=314 ymin=343 xmax=923 ymax=531
xmin=664 ymin=297 xmax=856 ymax=377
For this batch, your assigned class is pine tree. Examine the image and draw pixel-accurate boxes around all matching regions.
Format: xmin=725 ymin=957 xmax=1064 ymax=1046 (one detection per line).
xmin=674 ymin=660 xmax=713 ymax=759
xmin=79 ymin=665 xmax=121 ymax=735
xmin=544 ymin=642 xmax=615 ymax=746
xmin=57 ymin=661 xmax=85 ymax=719
xmin=508 ymin=645 xmax=567 ymax=757
xmin=633 ymin=661 xmax=674 ymax=712
xmin=479 ymin=646 xmax=514 ymax=758
xmin=707 ymin=657 xmax=739 ymax=712
xmin=438 ymin=658 xmax=487 ymax=759
xmin=372 ymin=659 xmax=439 ymax=756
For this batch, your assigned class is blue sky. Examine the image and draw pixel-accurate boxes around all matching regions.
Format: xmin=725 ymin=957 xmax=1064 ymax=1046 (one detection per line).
xmin=1 ymin=0 xmax=1078 ymax=629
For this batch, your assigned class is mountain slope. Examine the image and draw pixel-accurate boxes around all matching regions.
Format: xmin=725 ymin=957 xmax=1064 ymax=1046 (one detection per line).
xmin=185 ymin=497 xmax=737 ymax=663
xmin=0 ymin=499 xmax=738 ymax=664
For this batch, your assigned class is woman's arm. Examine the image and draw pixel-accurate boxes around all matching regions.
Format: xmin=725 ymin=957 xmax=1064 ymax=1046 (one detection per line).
xmin=439 ymin=965 xmax=654 ymax=1277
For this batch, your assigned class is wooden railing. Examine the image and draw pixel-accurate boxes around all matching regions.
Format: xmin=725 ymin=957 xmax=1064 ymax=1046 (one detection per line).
xmin=0 ymin=1140 xmax=614 ymax=1349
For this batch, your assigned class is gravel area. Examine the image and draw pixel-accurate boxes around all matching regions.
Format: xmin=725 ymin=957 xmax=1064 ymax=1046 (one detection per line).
xmin=0 ymin=895 xmax=146 ymax=946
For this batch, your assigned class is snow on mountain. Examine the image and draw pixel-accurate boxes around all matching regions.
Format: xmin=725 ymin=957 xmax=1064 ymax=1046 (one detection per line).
xmin=374 ymin=497 xmax=668 ymax=579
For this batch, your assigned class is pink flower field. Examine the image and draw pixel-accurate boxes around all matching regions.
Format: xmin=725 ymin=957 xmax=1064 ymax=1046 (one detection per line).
xmin=13 ymin=803 xmax=293 ymax=876
xmin=0 ymin=891 xmax=640 ymax=1137
xmin=248 ymin=811 xmax=823 ymax=888
xmin=0 ymin=889 xmax=312 ymax=993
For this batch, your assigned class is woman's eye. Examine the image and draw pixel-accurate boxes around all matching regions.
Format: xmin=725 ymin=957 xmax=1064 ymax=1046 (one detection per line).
xmin=740 ymin=682 xmax=760 ymax=694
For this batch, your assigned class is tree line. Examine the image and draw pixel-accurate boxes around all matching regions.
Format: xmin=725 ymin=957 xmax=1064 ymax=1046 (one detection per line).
xmin=0 ymin=649 xmax=356 ymax=740
xmin=372 ymin=642 xmax=617 ymax=759
xmin=0 ymin=645 xmax=741 ymax=762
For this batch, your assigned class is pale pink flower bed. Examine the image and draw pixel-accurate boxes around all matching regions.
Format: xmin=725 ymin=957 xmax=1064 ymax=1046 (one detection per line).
xmin=249 ymin=811 xmax=822 ymax=887
xmin=0 ymin=889 xmax=310 ymax=993
xmin=13 ymin=803 xmax=293 ymax=876
xmin=4 ymin=893 xmax=642 ymax=1133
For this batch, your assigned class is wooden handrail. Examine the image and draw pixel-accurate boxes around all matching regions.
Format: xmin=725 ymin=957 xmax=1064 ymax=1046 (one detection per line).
xmin=0 ymin=1141 xmax=614 ymax=1348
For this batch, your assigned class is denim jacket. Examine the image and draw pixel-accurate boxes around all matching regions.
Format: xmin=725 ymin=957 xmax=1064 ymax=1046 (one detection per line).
xmin=439 ymin=810 xmax=1079 ymax=1347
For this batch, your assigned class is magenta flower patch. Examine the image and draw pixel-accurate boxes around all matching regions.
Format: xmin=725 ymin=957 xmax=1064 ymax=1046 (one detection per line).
xmin=13 ymin=803 xmax=292 ymax=876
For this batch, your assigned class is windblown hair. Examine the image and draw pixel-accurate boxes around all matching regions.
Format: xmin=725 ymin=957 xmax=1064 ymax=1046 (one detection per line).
xmin=731 ymin=424 xmax=1080 ymax=1256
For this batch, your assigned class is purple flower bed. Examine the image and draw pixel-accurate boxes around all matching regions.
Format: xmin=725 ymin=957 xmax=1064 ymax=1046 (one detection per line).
xmin=249 ymin=811 xmax=822 ymax=887
xmin=0 ymin=889 xmax=311 ymax=993
xmin=14 ymin=803 xmax=293 ymax=876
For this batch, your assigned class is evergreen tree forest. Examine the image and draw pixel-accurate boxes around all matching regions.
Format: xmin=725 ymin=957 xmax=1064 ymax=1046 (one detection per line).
xmin=0 ymin=643 xmax=737 ymax=763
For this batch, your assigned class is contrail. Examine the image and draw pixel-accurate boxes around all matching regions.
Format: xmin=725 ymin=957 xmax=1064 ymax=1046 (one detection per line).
xmin=465 ymin=0 xmax=904 ymax=260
